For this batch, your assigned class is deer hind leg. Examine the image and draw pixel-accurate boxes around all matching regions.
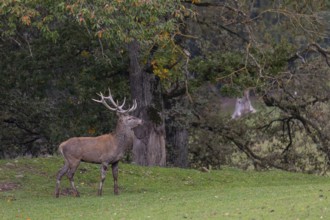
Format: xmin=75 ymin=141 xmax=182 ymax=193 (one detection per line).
xmin=112 ymin=161 xmax=119 ymax=195
xmin=67 ymin=161 xmax=80 ymax=197
xmin=98 ymin=163 xmax=108 ymax=196
xmin=55 ymin=162 xmax=69 ymax=198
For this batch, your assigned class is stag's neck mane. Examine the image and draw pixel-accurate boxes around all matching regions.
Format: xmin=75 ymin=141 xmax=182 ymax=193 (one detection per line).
xmin=113 ymin=121 xmax=133 ymax=150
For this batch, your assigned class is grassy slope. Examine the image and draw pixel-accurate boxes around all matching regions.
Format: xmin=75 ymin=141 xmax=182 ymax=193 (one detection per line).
xmin=0 ymin=157 xmax=329 ymax=220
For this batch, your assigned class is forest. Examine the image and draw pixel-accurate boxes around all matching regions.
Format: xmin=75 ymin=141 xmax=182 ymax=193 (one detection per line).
xmin=1 ymin=0 xmax=330 ymax=174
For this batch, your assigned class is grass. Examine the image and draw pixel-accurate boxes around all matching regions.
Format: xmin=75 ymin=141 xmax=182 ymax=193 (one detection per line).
xmin=0 ymin=157 xmax=330 ymax=219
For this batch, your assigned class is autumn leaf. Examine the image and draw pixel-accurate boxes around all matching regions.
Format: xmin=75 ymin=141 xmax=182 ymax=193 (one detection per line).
xmin=79 ymin=16 xmax=85 ymax=24
xmin=154 ymin=67 xmax=169 ymax=80
xmin=21 ymin=15 xmax=31 ymax=26
xmin=158 ymin=32 xmax=170 ymax=41
xmin=88 ymin=128 xmax=96 ymax=135
xmin=97 ymin=30 xmax=104 ymax=39
xmin=66 ymin=4 xmax=75 ymax=14
xmin=151 ymin=60 xmax=157 ymax=67
xmin=80 ymin=50 xmax=90 ymax=58
xmin=90 ymin=11 xmax=95 ymax=19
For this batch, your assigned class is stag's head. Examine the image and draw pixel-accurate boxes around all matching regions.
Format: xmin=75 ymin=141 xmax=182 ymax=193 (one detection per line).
xmin=92 ymin=88 xmax=143 ymax=129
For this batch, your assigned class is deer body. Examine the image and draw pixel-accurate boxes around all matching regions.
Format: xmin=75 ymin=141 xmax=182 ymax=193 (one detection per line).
xmin=59 ymin=122 xmax=134 ymax=164
xmin=55 ymin=89 xmax=142 ymax=198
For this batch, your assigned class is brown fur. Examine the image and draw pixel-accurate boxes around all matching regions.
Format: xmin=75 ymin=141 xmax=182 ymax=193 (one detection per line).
xmin=55 ymin=114 xmax=142 ymax=197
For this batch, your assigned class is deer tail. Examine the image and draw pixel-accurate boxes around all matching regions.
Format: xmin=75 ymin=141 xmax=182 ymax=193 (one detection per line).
xmin=58 ymin=142 xmax=66 ymax=156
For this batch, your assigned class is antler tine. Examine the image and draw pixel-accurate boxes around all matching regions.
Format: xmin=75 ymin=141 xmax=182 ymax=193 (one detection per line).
xmin=106 ymin=88 xmax=119 ymax=107
xmin=92 ymin=91 xmax=117 ymax=111
xmin=105 ymin=88 xmax=128 ymax=111
xmin=92 ymin=98 xmax=102 ymax=103
xmin=115 ymin=99 xmax=137 ymax=114
xmin=127 ymin=99 xmax=137 ymax=112
xmin=91 ymin=92 xmax=103 ymax=103
xmin=118 ymin=97 xmax=126 ymax=110
xmin=133 ymin=99 xmax=137 ymax=111
xmin=93 ymin=88 xmax=138 ymax=114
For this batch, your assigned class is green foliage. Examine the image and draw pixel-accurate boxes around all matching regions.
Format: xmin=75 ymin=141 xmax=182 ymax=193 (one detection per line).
xmin=189 ymin=39 xmax=296 ymax=97
xmin=189 ymin=51 xmax=243 ymax=95
xmin=0 ymin=0 xmax=65 ymax=42
xmin=64 ymin=0 xmax=186 ymax=52
xmin=0 ymin=3 xmax=132 ymax=157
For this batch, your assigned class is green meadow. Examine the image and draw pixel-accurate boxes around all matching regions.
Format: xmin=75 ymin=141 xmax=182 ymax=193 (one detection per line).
xmin=0 ymin=157 xmax=329 ymax=220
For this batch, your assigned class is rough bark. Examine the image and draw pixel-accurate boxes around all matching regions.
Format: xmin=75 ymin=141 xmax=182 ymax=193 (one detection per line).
xmin=128 ymin=40 xmax=166 ymax=166
xmin=166 ymin=125 xmax=188 ymax=167
xmin=163 ymin=90 xmax=189 ymax=168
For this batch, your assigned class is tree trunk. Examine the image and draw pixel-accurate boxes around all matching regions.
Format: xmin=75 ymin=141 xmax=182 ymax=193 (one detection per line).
xmin=166 ymin=125 xmax=189 ymax=167
xmin=163 ymin=92 xmax=189 ymax=168
xmin=128 ymin=40 xmax=166 ymax=166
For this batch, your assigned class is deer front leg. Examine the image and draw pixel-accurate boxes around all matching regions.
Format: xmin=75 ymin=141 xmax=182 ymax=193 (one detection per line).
xmin=98 ymin=163 xmax=108 ymax=196
xmin=112 ymin=161 xmax=119 ymax=195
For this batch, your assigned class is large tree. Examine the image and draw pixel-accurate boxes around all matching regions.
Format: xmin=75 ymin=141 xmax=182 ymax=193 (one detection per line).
xmin=63 ymin=0 xmax=192 ymax=166
xmin=0 ymin=0 xmax=191 ymax=165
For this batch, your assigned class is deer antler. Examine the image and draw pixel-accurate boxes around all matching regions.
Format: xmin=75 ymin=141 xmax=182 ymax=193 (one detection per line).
xmin=92 ymin=88 xmax=137 ymax=114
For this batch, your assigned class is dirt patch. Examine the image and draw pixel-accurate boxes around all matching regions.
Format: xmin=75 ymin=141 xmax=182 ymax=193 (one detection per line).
xmin=60 ymin=188 xmax=78 ymax=196
xmin=0 ymin=182 xmax=20 ymax=192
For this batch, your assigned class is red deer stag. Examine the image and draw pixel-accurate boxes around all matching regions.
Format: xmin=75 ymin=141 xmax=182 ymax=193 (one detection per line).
xmin=55 ymin=89 xmax=143 ymax=198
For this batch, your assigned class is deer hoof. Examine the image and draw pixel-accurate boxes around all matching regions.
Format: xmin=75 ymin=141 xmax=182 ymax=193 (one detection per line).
xmin=74 ymin=191 xmax=80 ymax=197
